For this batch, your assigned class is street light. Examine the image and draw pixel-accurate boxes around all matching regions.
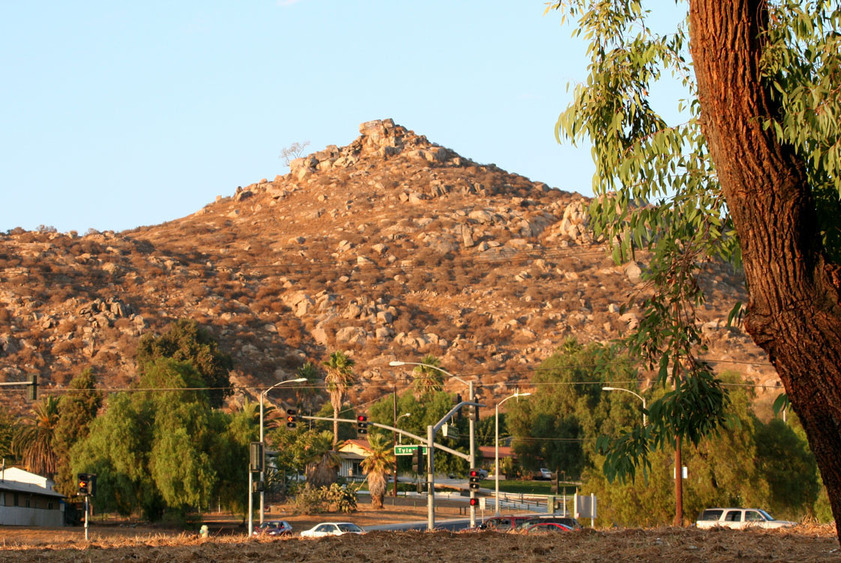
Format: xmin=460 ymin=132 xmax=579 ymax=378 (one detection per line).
xmin=396 ymin=413 xmax=412 ymax=444
xmin=495 ymin=392 xmax=531 ymax=515
xmin=258 ymin=377 xmax=307 ymax=526
xmin=392 ymin=412 xmax=411 ymax=497
xmin=602 ymin=386 xmax=647 ymax=426
xmin=388 ymin=360 xmax=478 ymax=528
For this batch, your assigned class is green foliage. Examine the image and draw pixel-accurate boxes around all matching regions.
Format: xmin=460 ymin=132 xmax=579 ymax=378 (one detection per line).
xmin=70 ymin=358 xmax=245 ymax=521
xmin=314 ymin=402 xmax=357 ymax=442
xmin=411 ymin=355 xmax=444 ymax=398
xmin=549 ymin=0 xmax=738 ymax=484
xmin=291 ymin=482 xmax=358 ymax=515
xmin=15 ymin=396 xmax=60 ymax=478
xmin=323 ymin=351 xmax=356 ymax=447
xmin=361 ymin=433 xmax=395 ymax=509
xmin=0 ymin=410 xmax=17 ymax=462
xmin=53 ymin=369 xmax=102 ymax=496
xmin=136 ymin=319 xmax=233 ymax=408
xmin=761 ymin=1 xmax=841 ymax=261
xmin=509 ymin=339 xmax=636 ymax=479
xmin=586 ymin=372 xmax=824 ymax=525
xmin=755 ymin=418 xmax=821 ymax=519
xmin=368 ymin=389 xmax=468 ymax=477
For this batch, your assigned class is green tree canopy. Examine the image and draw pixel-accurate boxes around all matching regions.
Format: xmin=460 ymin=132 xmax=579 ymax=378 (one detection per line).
xmin=509 ymin=339 xmax=637 ymax=479
xmin=136 ymin=319 xmax=233 ymax=408
xmin=71 ymin=358 xmax=235 ymax=520
xmin=53 ymin=369 xmax=102 ymax=496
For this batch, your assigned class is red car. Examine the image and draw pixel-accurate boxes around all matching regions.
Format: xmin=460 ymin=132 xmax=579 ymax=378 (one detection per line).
xmin=523 ymin=522 xmax=574 ymax=534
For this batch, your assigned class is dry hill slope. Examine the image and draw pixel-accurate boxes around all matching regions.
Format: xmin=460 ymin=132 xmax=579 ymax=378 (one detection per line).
xmin=0 ymin=119 xmax=774 ymax=410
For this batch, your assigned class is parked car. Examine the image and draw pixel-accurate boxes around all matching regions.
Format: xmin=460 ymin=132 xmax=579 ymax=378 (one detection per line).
xmin=696 ymin=508 xmax=796 ymax=529
xmin=478 ymin=515 xmax=535 ymax=531
xmin=514 ymin=516 xmax=581 ymax=531
xmin=299 ymin=522 xmax=366 ymax=537
xmin=523 ymin=522 xmax=574 ymax=534
xmin=253 ymin=520 xmax=293 ymax=537
xmin=531 ymin=468 xmax=553 ymax=480
xmin=473 ymin=468 xmax=489 ymax=479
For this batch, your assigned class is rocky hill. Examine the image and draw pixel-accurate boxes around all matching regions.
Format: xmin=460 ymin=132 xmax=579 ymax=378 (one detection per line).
xmin=0 ymin=119 xmax=776 ymax=411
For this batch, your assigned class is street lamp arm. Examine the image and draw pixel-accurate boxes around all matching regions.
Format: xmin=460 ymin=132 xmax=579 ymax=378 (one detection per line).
xmin=262 ymin=377 xmax=308 ymax=398
xmin=433 ymin=401 xmax=483 ymax=433
xmin=602 ymin=386 xmax=644 ymax=403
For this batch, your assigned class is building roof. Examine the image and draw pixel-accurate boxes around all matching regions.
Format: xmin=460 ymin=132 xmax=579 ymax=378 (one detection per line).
xmin=479 ymin=445 xmax=514 ymax=459
xmin=0 ymin=479 xmax=64 ymax=498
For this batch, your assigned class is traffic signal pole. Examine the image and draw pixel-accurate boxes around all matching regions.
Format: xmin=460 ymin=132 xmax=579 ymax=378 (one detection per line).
xmin=468 ymin=381 xmax=476 ymax=529
xmin=427 ymin=424 xmax=435 ymax=532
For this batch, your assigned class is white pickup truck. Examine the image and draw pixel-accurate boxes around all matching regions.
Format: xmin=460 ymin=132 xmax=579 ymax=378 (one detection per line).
xmin=696 ymin=508 xmax=796 ymax=529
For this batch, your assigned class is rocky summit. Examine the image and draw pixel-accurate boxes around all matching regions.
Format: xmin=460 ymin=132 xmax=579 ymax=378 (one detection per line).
xmin=0 ymin=119 xmax=776 ymax=411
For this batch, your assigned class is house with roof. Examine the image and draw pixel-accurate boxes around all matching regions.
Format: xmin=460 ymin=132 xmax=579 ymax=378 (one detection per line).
xmin=337 ymin=438 xmax=374 ymax=480
xmin=0 ymin=467 xmax=65 ymax=526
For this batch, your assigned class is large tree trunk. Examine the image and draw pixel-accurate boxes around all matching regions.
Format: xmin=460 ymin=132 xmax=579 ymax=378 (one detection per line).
xmin=690 ymin=0 xmax=841 ymax=535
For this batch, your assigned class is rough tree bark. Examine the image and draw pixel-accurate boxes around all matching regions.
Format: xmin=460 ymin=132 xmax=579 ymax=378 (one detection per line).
xmin=689 ymin=0 xmax=841 ymax=535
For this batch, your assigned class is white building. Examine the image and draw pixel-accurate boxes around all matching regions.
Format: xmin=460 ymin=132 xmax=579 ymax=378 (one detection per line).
xmin=0 ymin=467 xmax=65 ymax=527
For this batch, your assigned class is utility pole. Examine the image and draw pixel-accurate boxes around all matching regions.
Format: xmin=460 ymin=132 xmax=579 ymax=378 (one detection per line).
xmin=673 ymin=361 xmax=683 ymax=527
xmin=427 ymin=424 xmax=435 ymax=531
xmin=468 ymin=381 xmax=476 ymax=529
xmin=392 ymin=386 xmax=398 ymax=497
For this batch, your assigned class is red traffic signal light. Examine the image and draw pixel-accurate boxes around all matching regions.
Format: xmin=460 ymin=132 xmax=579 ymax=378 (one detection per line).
xmin=468 ymin=468 xmax=482 ymax=490
xmin=469 ymin=498 xmax=479 ymax=506
xmin=357 ymin=415 xmax=368 ymax=435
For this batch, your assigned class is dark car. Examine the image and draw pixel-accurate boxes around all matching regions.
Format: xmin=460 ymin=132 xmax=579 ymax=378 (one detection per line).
xmin=253 ymin=520 xmax=293 ymax=537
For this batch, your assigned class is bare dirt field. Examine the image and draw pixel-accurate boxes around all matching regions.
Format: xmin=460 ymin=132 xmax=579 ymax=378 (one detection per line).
xmin=0 ymin=504 xmax=837 ymax=562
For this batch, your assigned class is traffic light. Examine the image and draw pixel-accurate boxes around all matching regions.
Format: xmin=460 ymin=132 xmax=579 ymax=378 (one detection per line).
xmin=28 ymin=374 xmax=37 ymax=401
xmin=412 ymin=447 xmax=425 ymax=473
xmin=470 ymin=404 xmax=480 ymax=422
xmin=455 ymin=394 xmax=463 ymax=420
xmin=286 ymin=409 xmax=297 ymax=428
xmin=77 ymin=473 xmax=96 ymax=496
xmin=470 ymin=497 xmax=479 ymax=507
xmin=469 ymin=468 xmax=482 ymax=490
xmin=250 ymin=442 xmax=264 ymax=472
xmin=356 ymin=415 xmax=368 ymax=436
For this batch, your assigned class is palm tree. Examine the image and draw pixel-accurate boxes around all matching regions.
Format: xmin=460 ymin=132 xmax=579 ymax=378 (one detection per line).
xmin=361 ymin=433 xmax=396 ymax=509
xmin=323 ymin=351 xmax=356 ymax=448
xmin=14 ymin=396 xmax=60 ymax=478
xmin=295 ymin=430 xmax=340 ymax=488
xmin=296 ymin=361 xmax=323 ymax=424
xmin=412 ymin=355 xmax=444 ymax=399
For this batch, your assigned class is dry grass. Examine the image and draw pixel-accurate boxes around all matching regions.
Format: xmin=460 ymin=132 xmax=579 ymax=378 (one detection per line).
xmin=0 ymin=504 xmax=837 ymax=562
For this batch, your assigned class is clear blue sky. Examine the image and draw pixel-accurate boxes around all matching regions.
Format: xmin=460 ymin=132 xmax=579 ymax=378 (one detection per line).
xmin=1 ymin=2 xmax=623 ymax=233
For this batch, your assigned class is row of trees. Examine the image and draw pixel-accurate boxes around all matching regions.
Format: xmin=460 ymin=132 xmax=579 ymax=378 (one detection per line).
xmin=5 ymin=319 xmax=823 ymax=525
xmin=505 ymin=339 xmax=828 ymax=526
xmin=0 ymin=321 xmax=403 ymax=520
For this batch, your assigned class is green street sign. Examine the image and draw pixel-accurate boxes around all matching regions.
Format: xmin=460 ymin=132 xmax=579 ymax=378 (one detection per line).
xmin=394 ymin=445 xmax=428 ymax=456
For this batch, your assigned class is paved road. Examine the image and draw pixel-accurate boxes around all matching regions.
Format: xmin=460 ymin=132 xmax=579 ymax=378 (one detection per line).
xmin=366 ymin=518 xmax=473 ymax=532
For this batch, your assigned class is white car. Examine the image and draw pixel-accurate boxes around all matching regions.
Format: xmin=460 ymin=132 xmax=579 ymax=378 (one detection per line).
xmin=299 ymin=522 xmax=365 ymax=538
xmin=696 ymin=508 xmax=796 ymax=529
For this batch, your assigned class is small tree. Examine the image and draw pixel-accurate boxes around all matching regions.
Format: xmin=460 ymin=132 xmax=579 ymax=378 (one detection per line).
xmin=279 ymin=141 xmax=311 ymax=166
xmin=411 ymin=355 xmax=444 ymax=399
xmin=323 ymin=351 xmax=356 ymax=448
xmin=15 ymin=396 xmax=60 ymax=478
xmin=361 ymin=433 xmax=396 ymax=509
